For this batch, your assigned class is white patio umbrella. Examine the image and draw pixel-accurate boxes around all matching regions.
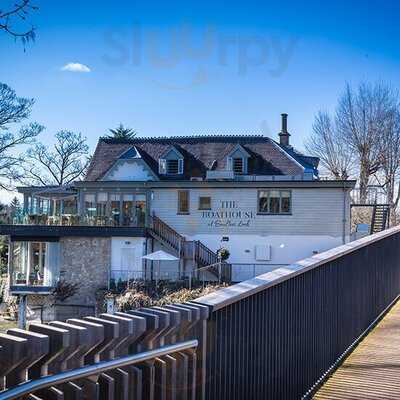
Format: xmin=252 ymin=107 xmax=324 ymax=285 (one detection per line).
xmin=142 ymin=250 xmax=179 ymax=282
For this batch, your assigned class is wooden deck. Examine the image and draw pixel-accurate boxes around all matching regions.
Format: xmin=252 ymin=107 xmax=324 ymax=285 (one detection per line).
xmin=314 ymin=299 xmax=400 ymax=399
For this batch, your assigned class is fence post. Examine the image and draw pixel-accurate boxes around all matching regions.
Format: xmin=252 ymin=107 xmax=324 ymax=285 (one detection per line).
xmin=17 ymin=295 xmax=27 ymax=330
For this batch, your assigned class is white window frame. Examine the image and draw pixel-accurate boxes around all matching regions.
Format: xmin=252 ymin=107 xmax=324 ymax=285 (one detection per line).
xmin=257 ymin=190 xmax=292 ymax=215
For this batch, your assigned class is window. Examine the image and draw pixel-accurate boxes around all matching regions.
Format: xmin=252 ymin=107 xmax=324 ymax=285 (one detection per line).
xmin=233 ymin=158 xmax=244 ymax=174
xmin=258 ymin=190 xmax=292 ymax=214
xmin=281 ymin=191 xmax=291 ymax=213
xmin=178 ymin=190 xmax=190 ymax=214
xmin=167 ymin=159 xmax=179 ymax=174
xmin=84 ymin=194 xmax=96 ymax=217
xmin=110 ymin=194 xmax=121 ymax=225
xmin=10 ymin=241 xmax=60 ymax=288
xmin=122 ymin=194 xmax=135 ymax=226
xmin=159 ymin=157 xmax=184 ymax=175
xmin=96 ymin=192 xmax=108 ymax=217
xmin=63 ymin=198 xmax=77 ymax=215
xmin=198 ymin=196 xmax=211 ymax=210
xmin=135 ymin=194 xmax=146 ymax=227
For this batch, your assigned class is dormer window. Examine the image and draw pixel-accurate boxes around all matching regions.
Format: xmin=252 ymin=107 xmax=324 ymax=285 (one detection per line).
xmin=233 ymin=158 xmax=244 ymax=174
xmin=167 ymin=159 xmax=179 ymax=174
xmin=159 ymin=147 xmax=184 ymax=175
xmin=227 ymin=144 xmax=250 ymax=175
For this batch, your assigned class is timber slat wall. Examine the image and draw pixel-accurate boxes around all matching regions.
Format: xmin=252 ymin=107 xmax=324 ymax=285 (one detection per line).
xmin=0 ymin=303 xmax=209 ymax=400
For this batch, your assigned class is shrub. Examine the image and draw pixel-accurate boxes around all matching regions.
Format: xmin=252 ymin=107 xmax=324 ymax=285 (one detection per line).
xmin=51 ymin=280 xmax=80 ymax=302
xmin=0 ymin=264 xmax=7 ymax=275
xmin=155 ymin=287 xmax=203 ymax=306
xmin=114 ymin=283 xmax=225 ymax=311
xmin=116 ymin=290 xmax=153 ymax=311
xmin=5 ymin=296 xmax=17 ymax=320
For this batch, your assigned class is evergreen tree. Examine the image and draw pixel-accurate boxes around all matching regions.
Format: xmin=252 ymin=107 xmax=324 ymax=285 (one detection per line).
xmin=9 ymin=197 xmax=21 ymax=218
xmin=108 ymin=123 xmax=137 ymax=139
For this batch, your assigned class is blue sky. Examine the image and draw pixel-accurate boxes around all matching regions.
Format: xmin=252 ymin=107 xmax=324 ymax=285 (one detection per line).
xmin=0 ymin=0 xmax=400 ymax=192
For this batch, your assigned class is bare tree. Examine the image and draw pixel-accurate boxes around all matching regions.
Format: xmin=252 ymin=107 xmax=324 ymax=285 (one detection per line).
xmin=0 ymin=83 xmax=42 ymax=189
xmin=25 ymin=131 xmax=90 ymax=186
xmin=0 ymin=0 xmax=38 ymax=43
xmin=336 ymin=82 xmax=399 ymax=203
xmin=305 ymin=111 xmax=353 ymax=180
xmin=375 ymin=109 xmax=400 ymax=222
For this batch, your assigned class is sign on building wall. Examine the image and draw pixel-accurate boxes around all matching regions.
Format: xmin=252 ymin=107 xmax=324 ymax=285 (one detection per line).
xmin=201 ymin=200 xmax=255 ymax=227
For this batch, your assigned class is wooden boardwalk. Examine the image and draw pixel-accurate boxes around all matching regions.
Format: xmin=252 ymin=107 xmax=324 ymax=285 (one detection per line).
xmin=314 ymin=300 xmax=400 ymax=399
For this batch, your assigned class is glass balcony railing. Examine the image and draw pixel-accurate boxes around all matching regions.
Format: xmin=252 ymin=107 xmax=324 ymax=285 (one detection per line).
xmin=4 ymin=211 xmax=147 ymax=227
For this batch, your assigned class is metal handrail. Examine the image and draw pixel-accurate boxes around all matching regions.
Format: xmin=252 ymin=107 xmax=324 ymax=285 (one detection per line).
xmin=0 ymin=340 xmax=198 ymax=400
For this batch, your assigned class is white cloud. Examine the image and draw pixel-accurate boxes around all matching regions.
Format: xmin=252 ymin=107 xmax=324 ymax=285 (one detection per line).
xmin=61 ymin=62 xmax=91 ymax=73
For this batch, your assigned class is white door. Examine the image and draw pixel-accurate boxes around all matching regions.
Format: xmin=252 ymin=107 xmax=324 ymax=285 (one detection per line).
xmin=120 ymin=247 xmax=137 ymax=281
xmin=121 ymin=247 xmax=136 ymax=270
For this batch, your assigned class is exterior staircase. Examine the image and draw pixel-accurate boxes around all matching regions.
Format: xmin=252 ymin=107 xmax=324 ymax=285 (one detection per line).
xmin=370 ymin=205 xmax=390 ymax=234
xmin=148 ymin=214 xmax=231 ymax=282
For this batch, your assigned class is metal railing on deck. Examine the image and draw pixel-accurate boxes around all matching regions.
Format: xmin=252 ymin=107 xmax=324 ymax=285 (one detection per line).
xmin=230 ymin=263 xmax=287 ymax=281
xmin=4 ymin=213 xmax=146 ymax=227
xmin=195 ymin=226 xmax=400 ymax=399
xmin=0 ymin=341 xmax=198 ymax=400
xmin=108 ymin=269 xmax=184 ymax=290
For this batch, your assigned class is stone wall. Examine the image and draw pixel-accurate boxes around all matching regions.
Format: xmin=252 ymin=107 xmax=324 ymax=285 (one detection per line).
xmin=59 ymin=237 xmax=111 ymax=307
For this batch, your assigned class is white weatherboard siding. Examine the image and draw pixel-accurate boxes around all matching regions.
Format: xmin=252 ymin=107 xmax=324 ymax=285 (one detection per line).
xmin=187 ymin=234 xmax=345 ymax=281
xmin=150 ymin=187 xmax=350 ymax=276
xmin=150 ymin=188 xmax=350 ymax=237
xmin=186 ymin=234 xmax=345 ymax=264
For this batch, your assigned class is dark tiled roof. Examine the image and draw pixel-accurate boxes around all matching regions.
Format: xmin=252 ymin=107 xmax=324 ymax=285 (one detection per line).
xmin=85 ymin=135 xmax=318 ymax=181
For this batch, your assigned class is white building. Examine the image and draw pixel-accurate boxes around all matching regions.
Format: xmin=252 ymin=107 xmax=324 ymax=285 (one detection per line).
xmin=2 ymin=114 xmax=355 ymax=318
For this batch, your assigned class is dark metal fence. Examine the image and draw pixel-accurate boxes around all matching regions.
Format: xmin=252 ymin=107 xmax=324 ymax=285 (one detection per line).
xmin=196 ymin=226 xmax=400 ymax=399
xmin=1 ymin=227 xmax=400 ymax=399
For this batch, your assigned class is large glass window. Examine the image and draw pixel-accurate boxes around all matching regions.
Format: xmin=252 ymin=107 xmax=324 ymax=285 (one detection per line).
xmin=110 ymin=194 xmax=121 ymax=225
xmin=84 ymin=194 xmax=96 ymax=218
xmin=63 ymin=198 xmax=77 ymax=215
xmin=96 ymin=192 xmax=108 ymax=217
xmin=11 ymin=241 xmax=60 ymax=287
xmin=122 ymin=194 xmax=135 ymax=226
xmin=258 ymin=190 xmax=292 ymax=214
xmin=135 ymin=194 xmax=146 ymax=227
xmin=178 ymin=190 xmax=190 ymax=214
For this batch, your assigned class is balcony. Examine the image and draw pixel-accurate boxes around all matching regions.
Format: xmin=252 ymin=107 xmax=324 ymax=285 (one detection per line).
xmin=0 ymin=212 xmax=148 ymax=239
xmin=9 ymin=212 xmax=146 ymax=228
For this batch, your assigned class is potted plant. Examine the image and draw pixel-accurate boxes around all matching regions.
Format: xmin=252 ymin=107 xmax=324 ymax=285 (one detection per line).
xmin=217 ymin=248 xmax=230 ymax=261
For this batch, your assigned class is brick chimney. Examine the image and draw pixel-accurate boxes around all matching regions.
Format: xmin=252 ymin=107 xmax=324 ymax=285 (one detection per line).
xmin=278 ymin=113 xmax=291 ymax=146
